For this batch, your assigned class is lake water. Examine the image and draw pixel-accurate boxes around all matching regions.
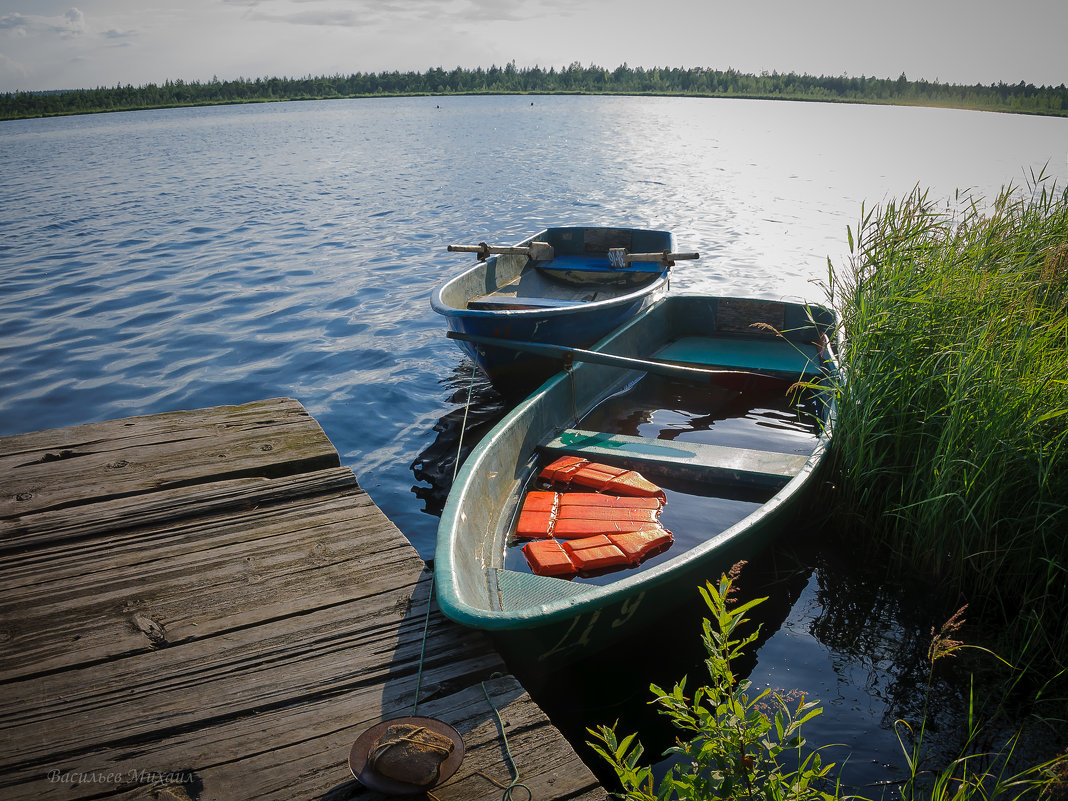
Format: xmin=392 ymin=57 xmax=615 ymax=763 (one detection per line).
xmin=2 ymin=95 xmax=1065 ymax=787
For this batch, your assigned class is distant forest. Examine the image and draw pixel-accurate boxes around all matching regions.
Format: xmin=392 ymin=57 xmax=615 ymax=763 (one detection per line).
xmin=3 ymin=62 xmax=1066 ymax=120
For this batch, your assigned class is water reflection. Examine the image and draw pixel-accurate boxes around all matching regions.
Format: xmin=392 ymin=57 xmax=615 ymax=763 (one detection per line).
xmin=512 ymin=544 xmax=813 ymax=788
xmin=795 ymin=547 xmax=1043 ymax=788
xmin=581 ymin=374 xmax=822 ymax=451
xmin=409 ymin=361 xmax=507 ymax=519
xmin=410 ymin=372 xmax=1060 ymax=791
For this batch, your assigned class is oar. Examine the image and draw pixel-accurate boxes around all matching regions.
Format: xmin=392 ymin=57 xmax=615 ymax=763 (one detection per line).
xmin=447 ymin=241 xmax=554 ymax=261
xmin=608 ymin=248 xmax=699 ymax=268
xmin=446 ymin=331 xmax=793 ymax=391
xmin=447 ymin=242 xmax=698 ymax=268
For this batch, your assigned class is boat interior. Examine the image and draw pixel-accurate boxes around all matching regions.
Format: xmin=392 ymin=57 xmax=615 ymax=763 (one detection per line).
xmin=443 ymin=294 xmax=839 ymax=618
xmin=441 ymin=227 xmax=674 ymax=312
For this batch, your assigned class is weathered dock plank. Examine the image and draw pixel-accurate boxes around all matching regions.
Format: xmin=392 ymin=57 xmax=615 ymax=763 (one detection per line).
xmin=0 ymin=398 xmax=603 ymax=801
xmin=0 ymin=397 xmax=340 ymax=521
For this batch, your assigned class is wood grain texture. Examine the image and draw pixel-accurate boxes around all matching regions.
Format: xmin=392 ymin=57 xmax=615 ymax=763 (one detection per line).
xmin=0 ymin=399 xmax=604 ymax=801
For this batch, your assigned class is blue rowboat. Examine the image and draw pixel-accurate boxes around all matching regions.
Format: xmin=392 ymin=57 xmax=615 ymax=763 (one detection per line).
xmin=431 ymin=227 xmax=696 ymax=393
xmin=434 ymin=294 xmax=839 ymax=668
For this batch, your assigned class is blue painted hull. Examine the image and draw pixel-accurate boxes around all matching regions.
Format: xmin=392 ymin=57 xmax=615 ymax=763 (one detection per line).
xmin=441 ymin=289 xmax=668 ymax=388
xmin=432 ymin=227 xmax=673 ymax=392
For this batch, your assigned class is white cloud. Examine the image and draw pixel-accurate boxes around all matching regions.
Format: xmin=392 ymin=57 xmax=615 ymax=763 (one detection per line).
xmin=0 ymin=7 xmax=87 ymax=38
xmin=63 ymin=7 xmax=86 ymax=36
xmin=234 ymin=0 xmax=568 ymax=29
xmin=0 ymin=12 xmax=30 ymax=34
xmin=0 ymin=50 xmax=27 ymax=78
xmin=244 ymin=7 xmax=364 ymax=26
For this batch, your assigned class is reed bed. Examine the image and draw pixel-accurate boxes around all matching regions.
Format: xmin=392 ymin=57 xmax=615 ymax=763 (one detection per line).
xmin=825 ymin=176 xmax=1068 ymax=672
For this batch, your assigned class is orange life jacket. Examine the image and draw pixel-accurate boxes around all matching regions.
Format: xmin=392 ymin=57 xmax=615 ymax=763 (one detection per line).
xmin=519 ymin=459 xmax=673 ymax=577
xmin=522 ymin=528 xmax=674 ymax=577
xmin=538 ymin=456 xmax=666 ymax=501
xmin=515 ymin=490 xmax=664 ymax=539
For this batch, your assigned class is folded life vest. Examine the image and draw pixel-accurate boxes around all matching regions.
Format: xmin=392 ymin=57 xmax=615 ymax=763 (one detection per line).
xmin=538 ymin=456 xmax=666 ymax=501
xmin=522 ymin=538 xmax=576 ymax=577
xmin=515 ymin=490 xmax=664 ymax=539
xmin=519 ymin=459 xmax=672 ymax=577
xmin=523 ymin=528 xmax=674 ymax=577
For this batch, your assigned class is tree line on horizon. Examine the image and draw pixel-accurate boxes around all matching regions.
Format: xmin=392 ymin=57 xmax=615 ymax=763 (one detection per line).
xmin=2 ymin=62 xmax=1066 ymax=120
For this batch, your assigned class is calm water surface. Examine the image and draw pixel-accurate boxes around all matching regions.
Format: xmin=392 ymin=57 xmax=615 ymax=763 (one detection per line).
xmin=2 ymin=95 xmax=1065 ymax=786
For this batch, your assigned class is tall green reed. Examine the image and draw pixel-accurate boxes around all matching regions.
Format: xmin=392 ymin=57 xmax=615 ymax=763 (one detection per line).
xmin=824 ymin=175 xmax=1068 ymax=673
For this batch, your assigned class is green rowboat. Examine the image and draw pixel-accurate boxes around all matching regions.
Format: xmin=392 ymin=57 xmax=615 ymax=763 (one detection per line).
xmin=434 ymin=294 xmax=839 ymax=667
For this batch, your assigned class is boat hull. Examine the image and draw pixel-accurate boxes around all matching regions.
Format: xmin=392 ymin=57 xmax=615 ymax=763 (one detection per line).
xmin=434 ymin=294 xmax=838 ymax=668
xmin=440 ymin=288 xmax=668 ymax=389
xmin=431 ymin=227 xmax=673 ymax=392
xmin=486 ymin=487 xmax=805 ymax=667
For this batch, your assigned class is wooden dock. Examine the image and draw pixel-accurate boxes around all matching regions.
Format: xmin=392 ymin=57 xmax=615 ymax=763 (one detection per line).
xmin=0 ymin=398 xmax=603 ymax=801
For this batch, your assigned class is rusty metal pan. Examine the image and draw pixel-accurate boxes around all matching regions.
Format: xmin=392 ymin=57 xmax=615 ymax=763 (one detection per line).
xmin=348 ymin=716 xmax=465 ymax=795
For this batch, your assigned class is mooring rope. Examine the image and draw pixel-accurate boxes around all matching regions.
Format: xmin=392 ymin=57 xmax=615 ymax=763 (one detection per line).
xmin=413 ymin=359 xmax=478 ymax=717
xmin=479 ymin=679 xmax=533 ymax=801
xmin=411 ymin=570 xmax=435 ymax=717
xmin=414 ymin=359 xmax=533 ymax=800
xmin=452 ymin=358 xmax=478 ymax=482
xmin=368 ymin=725 xmax=453 ymax=762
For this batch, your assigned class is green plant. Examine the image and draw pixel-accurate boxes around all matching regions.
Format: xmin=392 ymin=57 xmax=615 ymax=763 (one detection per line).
xmin=894 ymin=607 xmax=1068 ymax=801
xmin=822 ymin=177 xmax=1068 ymax=671
xmin=587 ymin=565 xmax=837 ymax=801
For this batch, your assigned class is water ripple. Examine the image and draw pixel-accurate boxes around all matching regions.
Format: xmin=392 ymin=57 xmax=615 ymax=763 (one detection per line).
xmin=1 ymin=96 xmax=1064 ymax=790
xmin=1 ymin=96 xmax=1065 ymax=553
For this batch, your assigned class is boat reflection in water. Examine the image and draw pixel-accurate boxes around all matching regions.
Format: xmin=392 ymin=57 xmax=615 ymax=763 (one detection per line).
xmin=412 ymin=370 xmax=818 ymax=782
xmin=410 ymin=362 xmax=506 ymax=519
xmin=411 ymin=354 xmax=1058 ymax=791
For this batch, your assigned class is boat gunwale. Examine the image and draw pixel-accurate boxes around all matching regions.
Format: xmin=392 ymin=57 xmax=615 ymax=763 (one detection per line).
xmin=429 ymin=227 xmax=672 ymax=319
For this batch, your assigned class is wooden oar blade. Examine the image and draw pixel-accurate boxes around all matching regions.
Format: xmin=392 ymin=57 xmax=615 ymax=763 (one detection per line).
xmin=608 ymin=248 xmax=700 ymax=267
xmin=447 ymin=241 xmax=554 ymax=262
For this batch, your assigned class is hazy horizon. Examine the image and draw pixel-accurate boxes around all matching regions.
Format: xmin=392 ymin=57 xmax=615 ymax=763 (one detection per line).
xmin=2 ymin=0 xmax=1065 ymax=94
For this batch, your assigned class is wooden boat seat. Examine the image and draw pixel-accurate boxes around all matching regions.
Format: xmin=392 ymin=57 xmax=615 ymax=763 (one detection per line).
xmin=467 ymin=296 xmax=589 ymax=311
xmin=540 ymin=428 xmax=813 ymax=490
xmin=655 ymin=337 xmax=825 ymax=377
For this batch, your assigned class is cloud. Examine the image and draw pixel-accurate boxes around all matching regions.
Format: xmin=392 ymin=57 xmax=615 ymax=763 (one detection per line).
xmin=459 ymin=0 xmax=568 ymax=23
xmin=0 ymin=8 xmax=88 ymax=39
xmin=391 ymin=0 xmax=576 ymax=24
xmin=64 ymin=8 xmax=86 ymax=35
xmin=225 ymin=0 xmax=363 ymax=26
xmin=0 ymin=13 xmax=30 ymax=35
xmin=244 ymin=7 xmax=365 ymax=26
xmin=0 ymin=50 xmax=28 ymax=79
xmin=232 ymin=0 xmax=571 ymax=29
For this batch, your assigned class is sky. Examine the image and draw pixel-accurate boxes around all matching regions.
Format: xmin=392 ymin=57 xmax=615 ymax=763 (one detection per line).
xmin=0 ymin=0 xmax=1065 ymax=94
